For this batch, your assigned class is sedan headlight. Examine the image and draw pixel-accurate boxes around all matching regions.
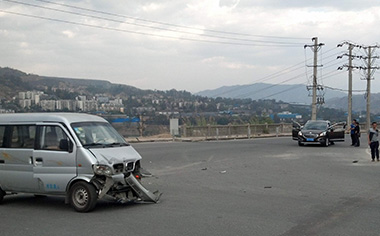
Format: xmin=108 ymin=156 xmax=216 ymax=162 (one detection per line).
xmin=319 ymin=131 xmax=327 ymax=137
xmin=93 ymin=164 xmax=113 ymax=176
xmin=298 ymin=131 xmax=303 ymax=136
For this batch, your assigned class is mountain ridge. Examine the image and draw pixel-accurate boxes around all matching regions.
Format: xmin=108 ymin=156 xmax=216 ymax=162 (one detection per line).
xmin=196 ymin=83 xmax=347 ymax=104
xmin=0 ymin=66 xmax=155 ymax=100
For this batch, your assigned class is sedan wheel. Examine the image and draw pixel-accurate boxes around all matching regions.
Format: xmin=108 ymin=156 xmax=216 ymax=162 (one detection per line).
xmin=323 ymin=138 xmax=329 ymax=147
xmin=0 ymin=188 xmax=5 ymax=203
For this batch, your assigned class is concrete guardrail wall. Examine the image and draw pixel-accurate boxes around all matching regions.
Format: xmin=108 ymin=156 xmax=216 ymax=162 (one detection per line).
xmin=181 ymin=123 xmax=293 ymax=139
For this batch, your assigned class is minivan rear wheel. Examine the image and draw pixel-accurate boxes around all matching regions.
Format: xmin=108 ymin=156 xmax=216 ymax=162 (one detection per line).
xmin=69 ymin=182 xmax=97 ymax=212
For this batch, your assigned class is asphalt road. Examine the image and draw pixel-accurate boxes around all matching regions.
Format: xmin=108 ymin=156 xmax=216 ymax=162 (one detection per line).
xmin=1 ymin=136 xmax=380 ymax=236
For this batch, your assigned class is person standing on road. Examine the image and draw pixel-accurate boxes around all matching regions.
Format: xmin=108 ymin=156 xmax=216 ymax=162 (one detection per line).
xmin=354 ymin=121 xmax=360 ymax=147
xmin=368 ymin=122 xmax=379 ymax=162
xmin=350 ymin=119 xmax=357 ymax=146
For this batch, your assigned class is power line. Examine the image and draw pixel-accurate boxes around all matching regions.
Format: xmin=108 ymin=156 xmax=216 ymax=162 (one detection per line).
xmin=206 ymin=49 xmax=339 ymax=99
xmin=321 ymin=68 xmax=345 ymax=79
xmin=3 ymin=0 xmax=306 ymax=46
xmin=258 ymin=84 xmax=305 ymax=100
xmin=210 ymin=61 xmax=310 ymax=98
xmin=236 ymin=71 xmax=307 ymax=99
xmin=213 ymin=50 xmax=347 ymax=98
xmin=255 ymin=71 xmax=345 ymax=101
xmin=257 ymin=70 xmax=350 ymax=101
xmin=33 ymin=0 xmax=310 ymax=40
xmin=0 ymin=9 xmax=303 ymax=47
xmin=234 ymin=53 xmax=352 ymax=102
xmin=324 ymin=86 xmax=365 ymax=93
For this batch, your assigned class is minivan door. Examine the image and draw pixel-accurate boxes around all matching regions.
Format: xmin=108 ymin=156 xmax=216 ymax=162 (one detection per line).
xmin=0 ymin=125 xmax=39 ymax=192
xmin=33 ymin=124 xmax=77 ymax=193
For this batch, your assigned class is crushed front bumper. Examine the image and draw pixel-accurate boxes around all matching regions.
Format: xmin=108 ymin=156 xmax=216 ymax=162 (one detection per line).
xmin=95 ymin=173 xmax=162 ymax=203
xmin=125 ymin=174 xmax=162 ymax=203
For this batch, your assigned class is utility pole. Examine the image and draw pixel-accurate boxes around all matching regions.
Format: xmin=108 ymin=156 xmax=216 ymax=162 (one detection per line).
xmin=360 ymin=45 xmax=380 ymax=130
xmin=337 ymin=42 xmax=361 ymax=126
xmin=305 ymin=37 xmax=324 ymax=120
xmin=366 ymin=47 xmax=372 ymax=131
xmin=348 ymin=45 xmax=353 ymax=125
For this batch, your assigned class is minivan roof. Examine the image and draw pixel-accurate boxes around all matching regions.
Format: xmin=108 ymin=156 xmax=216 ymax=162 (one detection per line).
xmin=0 ymin=113 xmax=107 ymax=124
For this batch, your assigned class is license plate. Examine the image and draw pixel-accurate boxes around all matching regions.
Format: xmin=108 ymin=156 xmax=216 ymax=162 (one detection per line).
xmin=306 ymin=138 xmax=314 ymax=142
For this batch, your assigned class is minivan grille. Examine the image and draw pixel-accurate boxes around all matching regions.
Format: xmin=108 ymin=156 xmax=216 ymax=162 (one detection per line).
xmin=125 ymin=162 xmax=134 ymax=172
xmin=113 ymin=163 xmax=124 ymax=173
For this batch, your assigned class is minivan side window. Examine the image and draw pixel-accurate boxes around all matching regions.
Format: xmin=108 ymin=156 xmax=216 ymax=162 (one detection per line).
xmin=38 ymin=126 xmax=69 ymax=151
xmin=8 ymin=125 xmax=36 ymax=149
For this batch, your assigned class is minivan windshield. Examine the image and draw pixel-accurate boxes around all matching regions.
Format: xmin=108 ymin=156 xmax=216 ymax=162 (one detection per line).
xmin=71 ymin=122 xmax=128 ymax=147
xmin=303 ymin=121 xmax=328 ymax=130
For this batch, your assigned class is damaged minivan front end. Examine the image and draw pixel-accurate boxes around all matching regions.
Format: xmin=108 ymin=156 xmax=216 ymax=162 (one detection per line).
xmin=68 ymin=121 xmax=161 ymax=212
xmin=88 ymin=146 xmax=161 ymax=204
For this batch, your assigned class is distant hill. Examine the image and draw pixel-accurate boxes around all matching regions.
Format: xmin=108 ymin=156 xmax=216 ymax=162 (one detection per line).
xmin=0 ymin=66 xmax=148 ymax=100
xmin=325 ymin=93 xmax=380 ymax=113
xmin=196 ymin=83 xmax=347 ymax=104
xmin=0 ymin=67 xmax=33 ymax=99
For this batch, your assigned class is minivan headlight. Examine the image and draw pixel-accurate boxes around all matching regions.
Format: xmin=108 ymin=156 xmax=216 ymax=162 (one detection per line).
xmin=93 ymin=165 xmax=112 ymax=176
xmin=319 ymin=131 xmax=327 ymax=137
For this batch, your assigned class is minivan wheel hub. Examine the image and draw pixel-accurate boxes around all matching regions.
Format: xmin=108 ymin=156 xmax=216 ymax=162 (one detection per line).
xmin=74 ymin=188 xmax=88 ymax=205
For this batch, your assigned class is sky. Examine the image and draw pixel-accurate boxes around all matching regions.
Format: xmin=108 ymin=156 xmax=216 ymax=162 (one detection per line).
xmin=1 ymin=0 xmax=380 ymax=96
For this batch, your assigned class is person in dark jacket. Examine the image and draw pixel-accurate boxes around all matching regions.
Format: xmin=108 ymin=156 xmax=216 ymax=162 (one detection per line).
xmin=350 ymin=119 xmax=357 ymax=146
xmin=368 ymin=122 xmax=379 ymax=161
xmin=354 ymin=121 xmax=360 ymax=147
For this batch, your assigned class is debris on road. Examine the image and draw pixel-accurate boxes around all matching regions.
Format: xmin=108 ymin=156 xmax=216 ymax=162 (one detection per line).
xmin=220 ymin=170 xmax=227 ymax=174
xmin=264 ymin=186 xmax=272 ymax=189
xmin=201 ymin=167 xmax=208 ymax=170
xmin=352 ymin=160 xmax=358 ymax=163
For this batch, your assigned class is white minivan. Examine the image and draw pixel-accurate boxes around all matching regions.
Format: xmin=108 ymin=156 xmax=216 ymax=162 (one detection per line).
xmin=0 ymin=113 xmax=160 ymax=212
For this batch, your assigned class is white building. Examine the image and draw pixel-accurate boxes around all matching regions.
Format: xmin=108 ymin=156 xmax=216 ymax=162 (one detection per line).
xmin=40 ymin=100 xmax=56 ymax=111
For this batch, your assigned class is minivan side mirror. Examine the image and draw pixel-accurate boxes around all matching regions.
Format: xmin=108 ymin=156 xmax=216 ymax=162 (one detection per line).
xmin=59 ymin=139 xmax=73 ymax=152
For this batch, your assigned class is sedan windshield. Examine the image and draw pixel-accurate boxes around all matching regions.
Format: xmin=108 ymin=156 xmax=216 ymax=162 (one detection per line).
xmin=303 ymin=121 xmax=328 ymax=130
xmin=71 ymin=122 xmax=128 ymax=147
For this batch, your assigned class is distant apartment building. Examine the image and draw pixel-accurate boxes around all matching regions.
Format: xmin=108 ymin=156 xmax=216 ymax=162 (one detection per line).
xmin=19 ymin=99 xmax=32 ymax=108
xmin=56 ymin=100 xmax=75 ymax=111
xmin=17 ymin=91 xmax=122 ymax=113
xmin=40 ymin=100 xmax=56 ymax=111
xmin=82 ymin=100 xmax=98 ymax=112
xmin=18 ymin=91 xmax=44 ymax=108
xmin=97 ymin=96 xmax=109 ymax=103
xmin=98 ymin=98 xmax=123 ymax=112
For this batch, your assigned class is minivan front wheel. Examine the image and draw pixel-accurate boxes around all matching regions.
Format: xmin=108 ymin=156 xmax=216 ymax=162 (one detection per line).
xmin=69 ymin=182 xmax=97 ymax=212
